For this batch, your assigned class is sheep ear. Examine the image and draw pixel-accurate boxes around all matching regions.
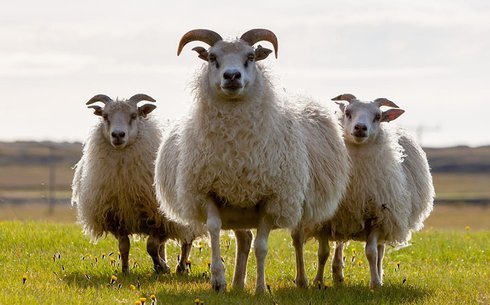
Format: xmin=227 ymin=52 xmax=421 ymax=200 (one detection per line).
xmin=335 ymin=101 xmax=346 ymax=113
xmin=138 ymin=104 xmax=157 ymax=117
xmin=88 ymin=105 xmax=103 ymax=116
xmin=255 ymin=45 xmax=273 ymax=61
xmin=381 ymin=109 xmax=405 ymax=122
xmin=192 ymin=46 xmax=209 ymax=61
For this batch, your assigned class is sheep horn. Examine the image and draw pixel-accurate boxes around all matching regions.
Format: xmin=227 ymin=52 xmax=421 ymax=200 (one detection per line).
xmin=374 ymin=98 xmax=399 ymax=108
xmin=129 ymin=94 xmax=157 ymax=105
xmin=240 ymin=29 xmax=278 ymax=58
xmin=331 ymin=94 xmax=357 ymax=103
xmin=86 ymin=94 xmax=113 ymax=105
xmin=177 ymin=29 xmax=223 ymax=56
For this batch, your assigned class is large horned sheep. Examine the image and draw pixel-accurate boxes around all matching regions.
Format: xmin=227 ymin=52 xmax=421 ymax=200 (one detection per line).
xmin=154 ymin=29 xmax=350 ymax=293
xmin=71 ymin=94 xmax=199 ymax=275
xmin=308 ymin=94 xmax=434 ymax=289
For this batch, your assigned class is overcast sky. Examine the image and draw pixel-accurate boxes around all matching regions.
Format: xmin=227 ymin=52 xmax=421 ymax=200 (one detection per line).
xmin=1 ymin=0 xmax=489 ymax=147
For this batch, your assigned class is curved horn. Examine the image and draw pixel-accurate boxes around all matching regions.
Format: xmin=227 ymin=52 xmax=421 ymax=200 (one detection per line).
xmin=177 ymin=29 xmax=223 ymax=56
xmin=86 ymin=94 xmax=113 ymax=105
xmin=240 ymin=29 xmax=278 ymax=58
xmin=129 ymin=94 xmax=156 ymax=105
xmin=374 ymin=98 xmax=399 ymax=108
xmin=331 ymin=94 xmax=357 ymax=103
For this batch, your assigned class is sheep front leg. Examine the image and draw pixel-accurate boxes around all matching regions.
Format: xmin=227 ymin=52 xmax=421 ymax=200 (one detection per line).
xmin=291 ymin=227 xmax=308 ymax=288
xmin=313 ymin=233 xmax=330 ymax=286
xmin=365 ymin=232 xmax=382 ymax=289
xmin=232 ymin=229 xmax=253 ymax=290
xmin=206 ymin=201 xmax=226 ymax=292
xmin=176 ymin=241 xmax=193 ymax=274
xmin=147 ymin=233 xmax=171 ymax=274
xmin=117 ymin=235 xmax=130 ymax=274
xmin=332 ymin=242 xmax=345 ymax=283
xmin=254 ymin=216 xmax=273 ymax=294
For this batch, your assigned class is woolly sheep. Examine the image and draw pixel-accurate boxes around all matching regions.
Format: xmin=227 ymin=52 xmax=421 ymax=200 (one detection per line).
xmin=310 ymin=94 xmax=434 ymax=289
xmin=154 ymin=29 xmax=350 ymax=293
xmin=71 ymin=94 xmax=199 ymax=275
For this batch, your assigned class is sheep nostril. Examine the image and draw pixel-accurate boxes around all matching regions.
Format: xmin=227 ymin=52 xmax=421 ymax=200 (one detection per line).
xmin=111 ymin=131 xmax=125 ymax=138
xmin=223 ymin=70 xmax=241 ymax=81
xmin=354 ymin=124 xmax=367 ymax=132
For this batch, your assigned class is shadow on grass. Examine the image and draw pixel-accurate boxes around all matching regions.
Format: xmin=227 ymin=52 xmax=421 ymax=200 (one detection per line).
xmin=62 ymin=270 xmax=209 ymax=289
xmin=62 ymin=270 xmax=431 ymax=305
xmin=151 ymin=282 xmax=431 ymax=305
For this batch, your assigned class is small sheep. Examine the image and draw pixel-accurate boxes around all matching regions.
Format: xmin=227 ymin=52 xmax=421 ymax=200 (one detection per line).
xmin=155 ymin=29 xmax=350 ymax=292
xmin=72 ymin=94 xmax=199 ymax=274
xmin=311 ymin=94 xmax=434 ymax=289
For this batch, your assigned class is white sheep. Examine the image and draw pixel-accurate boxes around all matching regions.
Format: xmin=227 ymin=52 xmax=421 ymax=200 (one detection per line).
xmin=155 ymin=29 xmax=350 ymax=293
xmin=72 ymin=94 xmax=199 ymax=275
xmin=310 ymin=94 xmax=434 ymax=289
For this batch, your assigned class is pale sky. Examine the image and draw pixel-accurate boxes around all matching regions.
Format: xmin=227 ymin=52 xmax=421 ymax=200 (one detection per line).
xmin=1 ymin=0 xmax=489 ymax=147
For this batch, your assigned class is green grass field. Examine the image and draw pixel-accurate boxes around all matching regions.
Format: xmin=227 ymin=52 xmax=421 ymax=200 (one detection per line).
xmin=1 ymin=221 xmax=488 ymax=305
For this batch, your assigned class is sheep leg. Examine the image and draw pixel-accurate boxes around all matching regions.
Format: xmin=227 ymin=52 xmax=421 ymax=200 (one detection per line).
xmin=313 ymin=233 xmax=330 ymax=286
xmin=332 ymin=242 xmax=345 ymax=284
xmin=365 ymin=232 xmax=382 ymax=289
xmin=377 ymin=243 xmax=385 ymax=281
xmin=206 ymin=200 xmax=226 ymax=292
xmin=232 ymin=229 xmax=253 ymax=290
xmin=117 ymin=235 xmax=130 ymax=274
xmin=254 ymin=216 xmax=273 ymax=294
xmin=147 ymin=234 xmax=171 ymax=274
xmin=176 ymin=241 xmax=193 ymax=274
xmin=291 ymin=227 xmax=308 ymax=288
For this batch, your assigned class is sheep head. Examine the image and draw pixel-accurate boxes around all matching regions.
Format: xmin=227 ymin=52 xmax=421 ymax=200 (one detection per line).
xmin=332 ymin=94 xmax=405 ymax=144
xmin=86 ymin=94 xmax=157 ymax=148
xmin=177 ymin=29 xmax=278 ymax=100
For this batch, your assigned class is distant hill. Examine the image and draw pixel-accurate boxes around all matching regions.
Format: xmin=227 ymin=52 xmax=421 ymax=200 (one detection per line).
xmin=0 ymin=141 xmax=489 ymax=173
xmin=425 ymin=145 xmax=490 ymax=173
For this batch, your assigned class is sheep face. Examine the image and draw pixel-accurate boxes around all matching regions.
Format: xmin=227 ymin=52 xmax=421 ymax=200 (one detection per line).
xmin=177 ymin=29 xmax=278 ymax=101
xmin=206 ymin=41 xmax=260 ymax=100
xmin=335 ymin=97 xmax=405 ymax=145
xmin=86 ymin=94 xmax=157 ymax=149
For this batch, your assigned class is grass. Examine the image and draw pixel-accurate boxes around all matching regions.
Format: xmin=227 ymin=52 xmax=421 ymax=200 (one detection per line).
xmin=1 ymin=221 xmax=489 ymax=305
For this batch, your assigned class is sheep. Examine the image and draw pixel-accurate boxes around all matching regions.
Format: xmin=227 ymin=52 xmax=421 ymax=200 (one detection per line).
xmin=154 ymin=29 xmax=350 ymax=293
xmin=310 ymin=94 xmax=434 ymax=289
xmin=71 ymin=94 xmax=199 ymax=275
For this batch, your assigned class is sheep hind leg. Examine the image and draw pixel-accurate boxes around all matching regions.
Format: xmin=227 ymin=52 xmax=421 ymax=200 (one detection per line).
xmin=176 ymin=241 xmax=193 ymax=274
xmin=332 ymin=242 xmax=345 ymax=284
xmin=377 ymin=243 xmax=385 ymax=282
xmin=365 ymin=232 xmax=382 ymax=290
xmin=313 ymin=233 xmax=330 ymax=287
xmin=291 ymin=227 xmax=308 ymax=288
xmin=206 ymin=200 xmax=227 ymax=292
xmin=117 ymin=235 xmax=130 ymax=274
xmin=147 ymin=233 xmax=171 ymax=274
xmin=232 ymin=229 xmax=253 ymax=290
xmin=254 ymin=216 xmax=273 ymax=294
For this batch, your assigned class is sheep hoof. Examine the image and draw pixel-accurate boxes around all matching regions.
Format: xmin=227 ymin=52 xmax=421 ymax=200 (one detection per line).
xmin=255 ymin=284 xmax=266 ymax=294
xmin=295 ymin=276 xmax=308 ymax=288
xmin=370 ymin=280 xmax=382 ymax=290
xmin=154 ymin=264 xmax=171 ymax=274
xmin=211 ymin=278 xmax=227 ymax=292
xmin=332 ymin=274 xmax=344 ymax=284
xmin=175 ymin=264 xmax=188 ymax=274
xmin=122 ymin=266 xmax=130 ymax=275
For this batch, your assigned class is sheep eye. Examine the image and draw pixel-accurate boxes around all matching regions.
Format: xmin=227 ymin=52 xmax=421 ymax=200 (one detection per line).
xmin=208 ymin=54 xmax=219 ymax=68
xmin=247 ymin=53 xmax=255 ymax=61
xmin=345 ymin=110 xmax=352 ymax=119
xmin=374 ymin=114 xmax=381 ymax=122
xmin=130 ymin=113 xmax=137 ymax=120
xmin=102 ymin=114 xmax=108 ymax=120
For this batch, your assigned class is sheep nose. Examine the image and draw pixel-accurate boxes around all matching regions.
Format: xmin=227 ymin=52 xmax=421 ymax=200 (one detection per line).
xmin=111 ymin=131 xmax=126 ymax=139
xmin=354 ymin=124 xmax=367 ymax=132
xmin=223 ymin=70 xmax=241 ymax=81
